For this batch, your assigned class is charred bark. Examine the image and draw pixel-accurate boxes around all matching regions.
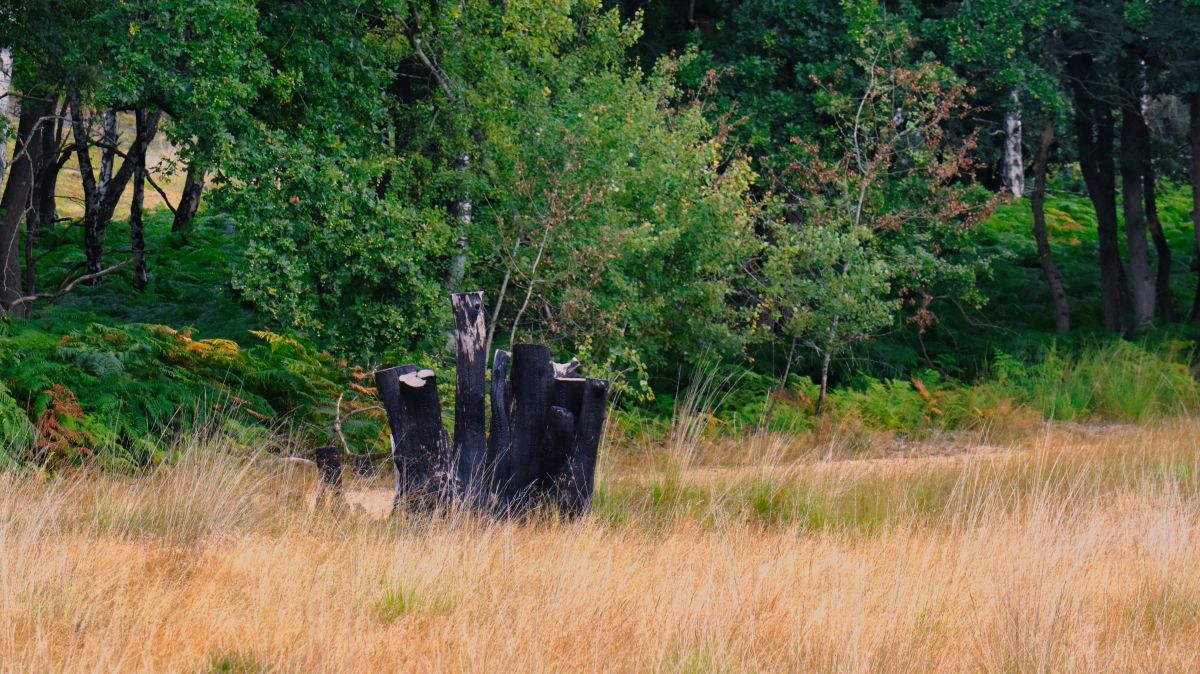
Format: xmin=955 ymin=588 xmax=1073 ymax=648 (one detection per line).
xmin=503 ymin=343 xmax=554 ymax=508
xmin=375 ymin=293 xmax=606 ymax=517
xmin=450 ymin=291 xmax=488 ymax=501
xmin=487 ymin=348 xmax=513 ymax=493
xmin=313 ymin=445 xmax=346 ymax=514
xmin=566 ymin=378 xmax=608 ymax=514
xmin=394 ymin=368 xmax=449 ymax=508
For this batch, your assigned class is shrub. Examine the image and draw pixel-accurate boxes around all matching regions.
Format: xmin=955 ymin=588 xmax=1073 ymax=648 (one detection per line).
xmin=0 ymin=319 xmax=383 ymax=469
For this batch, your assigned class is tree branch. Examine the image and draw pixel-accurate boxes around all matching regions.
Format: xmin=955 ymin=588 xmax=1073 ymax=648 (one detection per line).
xmin=144 ymin=171 xmax=177 ymax=215
xmin=4 ymin=259 xmax=132 ymax=313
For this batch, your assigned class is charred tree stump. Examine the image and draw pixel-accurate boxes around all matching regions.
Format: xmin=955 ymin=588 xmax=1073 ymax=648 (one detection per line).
xmin=503 ymin=343 xmax=555 ymax=509
xmin=451 ymin=292 xmax=488 ymax=503
xmin=567 ymin=378 xmax=609 ymax=514
xmin=313 ymin=445 xmax=346 ymax=514
xmin=375 ymin=365 xmax=449 ymax=510
xmin=487 ymin=348 xmax=513 ymax=498
xmin=374 ymin=292 xmax=607 ymax=517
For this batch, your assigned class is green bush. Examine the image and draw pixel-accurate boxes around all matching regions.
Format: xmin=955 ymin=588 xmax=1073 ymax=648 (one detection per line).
xmin=0 ymin=319 xmax=384 ymax=469
xmin=1017 ymin=340 xmax=1200 ymax=422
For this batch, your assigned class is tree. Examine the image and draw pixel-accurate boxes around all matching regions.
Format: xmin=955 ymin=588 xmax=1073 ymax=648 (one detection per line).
xmin=224 ymin=0 xmax=757 ymax=372
xmin=1030 ymin=121 xmax=1070 ymax=332
xmin=761 ymin=8 xmax=994 ymax=411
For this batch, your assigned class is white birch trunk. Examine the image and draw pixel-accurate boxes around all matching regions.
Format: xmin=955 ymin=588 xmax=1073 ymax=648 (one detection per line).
xmin=0 ymin=47 xmax=13 ymax=190
xmin=448 ymin=151 xmax=470 ymax=290
xmin=1003 ymin=88 xmax=1025 ymax=198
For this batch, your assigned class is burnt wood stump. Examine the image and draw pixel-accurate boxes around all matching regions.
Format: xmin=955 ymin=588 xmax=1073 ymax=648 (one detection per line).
xmin=372 ymin=291 xmax=608 ymax=517
xmin=313 ymin=445 xmax=346 ymax=514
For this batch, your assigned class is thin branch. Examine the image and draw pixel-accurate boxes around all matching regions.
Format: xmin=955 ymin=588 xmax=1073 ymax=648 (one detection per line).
xmin=398 ymin=17 xmax=458 ymax=102
xmin=333 ymin=393 xmax=384 ymax=457
xmin=333 ymin=393 xmax=351 ymax=457
xmin=4 ymin=258 xmax=132 ymax=312
xmin=144 ymin=171 xmax=177 ymax=215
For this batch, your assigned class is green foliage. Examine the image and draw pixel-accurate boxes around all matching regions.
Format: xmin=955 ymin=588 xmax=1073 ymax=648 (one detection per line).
xmin=1010 ymin=341 xmax=1200 ymax=422
xmin=755 ymin=13 xmax=995 ymax=395
xmin=218 ymin=0 xmax=759 ymax=373
xmin=0 ymin=316 xmax=381 ymax=469
xmin=464 ymin=37 xmax=758 ymax=371
xmin=35 ymin=212 xmax=261 ymax=340
xmin=216 ymin=1 xmax=450 ymax=359
xmin=626 ymin=339 xmax=1199 ymax=442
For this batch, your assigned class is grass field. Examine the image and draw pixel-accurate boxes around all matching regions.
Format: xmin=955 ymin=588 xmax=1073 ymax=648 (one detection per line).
xmin=3 ymin=420 xmax=1200 ymax=672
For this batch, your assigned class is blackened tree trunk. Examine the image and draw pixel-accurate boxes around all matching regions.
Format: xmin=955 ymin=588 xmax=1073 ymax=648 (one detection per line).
xmin=0 ymin=100 xmax=39 ymax=317
xmin=543 ymin=376 xmax=585 ymax=488
xmin=487 ymin=348 xmax=513 ymax=490
xmin=375 ymin=364 xmax=417 ymax=443
xmin=393 ymin=368 xmax=449 ymax=507
xmin=1144 ymin=164 xmax=1175 ymax=323
xmin=1031 ymin=122 xmax=1070 ymax=333
xmin=450 ymin=291 xmax=487 ymax=501
xmin=571 ymin=378 xmax=608 ymax=514
xmin=1070 ymin=54 xmax=1126 ymax=332
xmin=1189 ymin=92 xmax=1200 ymax=323
xmin=1120 ymin=95 xmax=1154 ymax=333
xmin=313 ymin=445 xmax=346 ymax=514
xmin=171 ymin=162 xmax=205 ymax=233
xmin=502 ymin=343 xmax=554 ymax=508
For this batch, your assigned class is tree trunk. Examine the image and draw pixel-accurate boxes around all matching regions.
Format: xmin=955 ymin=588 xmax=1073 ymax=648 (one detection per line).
xmin=171 ymin=162 xmax=205 ymax=233
xmin=98 ymin=108 xmax=117 ymax=195
xmin=1120 ymin=94 xmax=1154 ymax=333
xmin=1002 ymin=88 xmax=1025 ymax=198
xmin=377 ymin=292 xmax=607 ymax=517
xmin=1069 ymin=55 xmax=1126 ymax=332
xmin=1144 ymin=163 xmax=1175 ymax=323
xmin=70 ymin=97 xmax=161 ymax=277
xmin=313 ymin=445 xmax=346 ymax=514
xmin=22 ymin=96 xmax=57 ymax=297
xmin=29 ymin=97 xmax=63 ymax=238
xmin=0 ymin=100 xmax=39 ymax=318
xmin=130 ymin=111 xmax=149 ymax=291
xmin=0 ymin=47 xmax=12 ymax=191
xmin=815 ymin=348 xmax=832 ymax=416
xmin=447 ymin=151 xmax=470 ymax=290
xmin=1031 ymin=122 xmax=1070 ymax=333
xmin=1189 ymin=92 xmax=1200 ymax=323
xmin=450 ymin=291 xmax=488 ymax=502
xmin=560 ymin=377 xmax=607 ymax=515
xmin=391 ymin=368 xmax=449 ymax=508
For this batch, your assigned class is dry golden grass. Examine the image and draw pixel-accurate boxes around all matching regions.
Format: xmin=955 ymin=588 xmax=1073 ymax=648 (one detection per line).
xmin=3 ymin=421 xmax=1200 ymax=672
